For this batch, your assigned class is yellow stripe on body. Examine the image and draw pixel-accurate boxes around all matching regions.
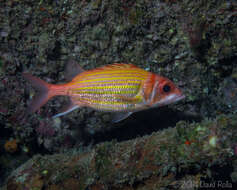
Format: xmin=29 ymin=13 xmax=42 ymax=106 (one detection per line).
xmin=73 ymin=94 xmax=143 ymax=111
xmin=68 ymin=66 xmax=149 ymax=111
xmin=71 ymin=75 xmax=147 ymax=86
xmin=73 ymin=89 xmax=139 ymax=95
xmin=72 ymin=68 xmax=148 ymax=81
xmin=70 ymin=66 xmax=149 ymax=84
xmin=73 ymin=84 xmax=142 ymax=110
xmin=75 ymin=82 xmax=140 ymax=90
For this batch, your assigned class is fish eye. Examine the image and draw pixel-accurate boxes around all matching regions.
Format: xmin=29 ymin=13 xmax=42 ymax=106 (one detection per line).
xmin=163 ymin=84 xmax=171 ymax=93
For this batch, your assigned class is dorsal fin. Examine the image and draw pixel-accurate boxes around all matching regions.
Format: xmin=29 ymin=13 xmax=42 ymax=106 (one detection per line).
xmin=96 ymin=63 xmax=140 ymax=71
xmin=71 ymin=63 xmax=143 ymax=82
xmin=64 ymin=59 xmax=85 ymax=81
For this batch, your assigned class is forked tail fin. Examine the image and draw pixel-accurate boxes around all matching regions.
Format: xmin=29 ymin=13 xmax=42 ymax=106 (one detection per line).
xmin=23 ymin=73 xmax=54 ymax=114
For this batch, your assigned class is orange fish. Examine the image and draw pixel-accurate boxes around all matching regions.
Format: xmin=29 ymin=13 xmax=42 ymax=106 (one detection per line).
xmin=23 ymin=63 xmax=185 ymax=122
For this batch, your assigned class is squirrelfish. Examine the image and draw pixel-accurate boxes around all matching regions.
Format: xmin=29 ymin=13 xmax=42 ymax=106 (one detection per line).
xmin=23 ymin=63 xmax=185 ymax=122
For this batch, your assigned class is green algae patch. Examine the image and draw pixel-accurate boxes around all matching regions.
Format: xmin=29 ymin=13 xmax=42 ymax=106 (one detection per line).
xmin=94 ymin=141 xmax=115 ymax=182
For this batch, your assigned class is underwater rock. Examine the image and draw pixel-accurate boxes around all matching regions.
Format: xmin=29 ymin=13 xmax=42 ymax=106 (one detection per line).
xmin=1 ymin=113 xmax=237 ymax=189
xmin=1 ymin=0 xmax=237 ymax=187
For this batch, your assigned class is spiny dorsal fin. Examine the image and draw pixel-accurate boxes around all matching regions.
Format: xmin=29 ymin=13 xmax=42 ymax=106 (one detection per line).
xmin=96 ymin=63 xmax=140 ymax=71
xmin=71 ymin=63 xmax=143 ymax=82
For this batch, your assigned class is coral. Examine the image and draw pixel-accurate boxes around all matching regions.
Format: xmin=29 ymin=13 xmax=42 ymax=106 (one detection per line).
xmin=4 ymin=139 xmax=18 ymax=153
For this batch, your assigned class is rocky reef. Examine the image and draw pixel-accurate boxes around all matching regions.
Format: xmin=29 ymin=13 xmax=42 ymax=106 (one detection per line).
xmin=2 ymin=113 xmax=237 ymax=189
xmin=0 ymin=0 xmax=237 ymax=188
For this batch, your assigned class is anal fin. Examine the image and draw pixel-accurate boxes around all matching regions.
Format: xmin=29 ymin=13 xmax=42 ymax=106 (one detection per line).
xmin=52 ymin=99 xmax=79 ymax=119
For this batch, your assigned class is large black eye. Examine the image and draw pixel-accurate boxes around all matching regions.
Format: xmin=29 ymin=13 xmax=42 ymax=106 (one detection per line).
xmin=163 ymin=84 xmax=171 ymax=93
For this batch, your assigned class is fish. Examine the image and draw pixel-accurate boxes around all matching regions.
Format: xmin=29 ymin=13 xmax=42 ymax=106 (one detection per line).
xmin=23 ymin=63 xmax=185 ymax=122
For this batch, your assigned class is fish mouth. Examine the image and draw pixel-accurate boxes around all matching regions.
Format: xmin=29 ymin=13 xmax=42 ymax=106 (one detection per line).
xmin=173 ymin=94 xmax=185 ymax=103
xmin=152 ymin=94 xmax=185 ymax=108
xmin=165 ymin=94 xmax=185 ymax=105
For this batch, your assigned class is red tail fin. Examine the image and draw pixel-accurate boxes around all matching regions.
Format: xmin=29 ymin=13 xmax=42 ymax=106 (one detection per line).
xmin=23 ymin=73 xmax=53 ymax=114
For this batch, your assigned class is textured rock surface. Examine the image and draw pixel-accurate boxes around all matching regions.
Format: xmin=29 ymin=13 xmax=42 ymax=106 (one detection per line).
xmin=2 ymin=113 xmax=237 ymax=189
xmin=0 ymin=0 xmax=237 ymax=188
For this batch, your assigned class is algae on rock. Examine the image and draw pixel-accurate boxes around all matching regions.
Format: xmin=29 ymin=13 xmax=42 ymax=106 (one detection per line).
xmin=2 ymin=113 xmax=237 ymax=189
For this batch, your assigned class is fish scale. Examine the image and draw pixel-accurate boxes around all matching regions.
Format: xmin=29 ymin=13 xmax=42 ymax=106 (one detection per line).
xmin=69 ymin=67 xmax=148 ymax=111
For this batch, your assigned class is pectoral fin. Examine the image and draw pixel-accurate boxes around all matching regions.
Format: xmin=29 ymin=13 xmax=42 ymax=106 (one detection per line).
xmin=114 ymin=92 xmax=145 ymax=104
xmin=111 ymin=112 xmax=133 ymax=123
xmin=52 ymin=99 xmax=79 ymax=119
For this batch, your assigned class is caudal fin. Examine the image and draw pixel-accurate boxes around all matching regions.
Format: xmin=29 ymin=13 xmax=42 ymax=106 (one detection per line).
xmin=23 ymin=73 xmax=53 ymax=114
